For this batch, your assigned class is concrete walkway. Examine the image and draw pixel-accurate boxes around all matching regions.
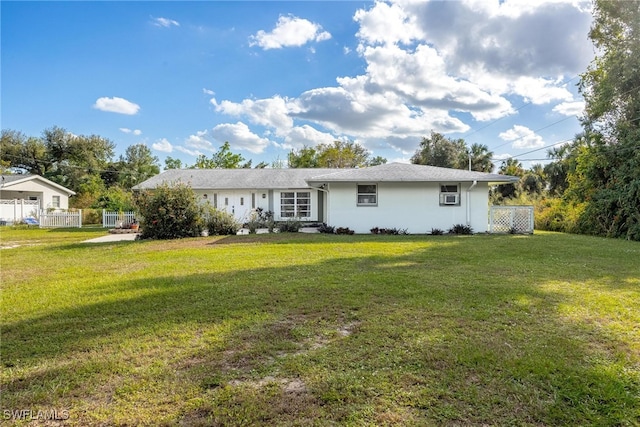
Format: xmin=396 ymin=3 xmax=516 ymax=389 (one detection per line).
xmin=83 ymin=233 xmax=139 ymax=243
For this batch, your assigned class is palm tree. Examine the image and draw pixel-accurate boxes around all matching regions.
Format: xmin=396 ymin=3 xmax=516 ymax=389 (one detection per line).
xmin=468 ymin=143 xmax=494 ymax=172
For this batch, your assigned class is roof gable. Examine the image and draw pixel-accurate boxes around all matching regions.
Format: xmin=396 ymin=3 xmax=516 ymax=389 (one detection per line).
xmin=0 ymin=174 xmax=76 ymax=195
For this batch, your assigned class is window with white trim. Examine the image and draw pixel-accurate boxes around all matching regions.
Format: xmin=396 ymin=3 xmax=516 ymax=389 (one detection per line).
xmin=357 ymin=184 xmax=377 ymax=206
xmin=280 ymin=191 xmax=311 ymax=218
xmin=52 ymin=195 xmax=60 ymax=208
xmin=439 ymin=184 xmax=460 ymax=206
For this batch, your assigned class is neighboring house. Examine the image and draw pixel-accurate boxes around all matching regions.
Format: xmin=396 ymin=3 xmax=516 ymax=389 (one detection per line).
xmin=134 ymin=163 xmax=519 ymax=234
xmin=0 ymin=174 xmax=76 ymax=222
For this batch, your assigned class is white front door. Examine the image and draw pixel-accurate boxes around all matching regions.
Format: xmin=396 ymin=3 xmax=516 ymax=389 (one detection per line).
xmin=218 ymin=191 xmax=253 ymax=222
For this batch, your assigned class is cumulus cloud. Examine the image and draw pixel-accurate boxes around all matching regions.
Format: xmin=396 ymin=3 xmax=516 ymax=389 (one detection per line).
xmin=152 ymin=17 xmax=180 ymax=28
xmin=210 ymin=0 xmax=592 ymax=155
xmin=553 ymin=100 xmax=585 ymax=116
xmin=249 ymin=15 xmax=331 ymax=50
xmin=152 ymin=138 xmax=173 ymax=153
xmin=119 ymin=128 xmax=142 ymax=136
xmin=211 ymin=122 xmax=271 ymax=154
xmin=499 ymin=125 xmax=545 ymax=149
xmin=93 ymin=97 xmax=140 ymax=115
xmin=184 ymin=130 xmax=215 ymax=151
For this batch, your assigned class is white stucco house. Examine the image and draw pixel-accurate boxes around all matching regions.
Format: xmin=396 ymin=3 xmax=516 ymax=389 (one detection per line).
xmin=0 ymin=174 xmax=76 ymax=222
xmin=134 ymin=163 xmax=519 ymax=234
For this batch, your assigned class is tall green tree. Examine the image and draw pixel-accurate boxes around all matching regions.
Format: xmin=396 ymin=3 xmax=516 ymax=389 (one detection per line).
xmin=192 ymin=142 xmax=245 ymax=169
xmin=288 ymin=141 xmax=386 ymax=168
xmin=164 ymin=156 xmax=183 ymax=170
xmin=568 ymin=0 xmax=640 ymax=239
xmin=118 ymin=144 xmax=160 ymax=189
xmin=467 ymin=143 xmax=495 ymax=172
xmin=411 ymin=131 xmax=467 ymax=169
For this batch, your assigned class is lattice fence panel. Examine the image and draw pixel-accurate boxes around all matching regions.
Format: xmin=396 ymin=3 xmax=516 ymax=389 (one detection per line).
xmin=489 ymin=206 xmax=534 ymax=234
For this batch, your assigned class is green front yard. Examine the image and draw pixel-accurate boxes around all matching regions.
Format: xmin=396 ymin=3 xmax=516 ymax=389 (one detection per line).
xmin=1 ymin=228 xmax=638 ymax=425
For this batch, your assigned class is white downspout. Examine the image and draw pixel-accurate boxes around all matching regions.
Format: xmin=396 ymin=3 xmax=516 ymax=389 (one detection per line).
xmin=466 ymin=180 xmax=478 ymax=226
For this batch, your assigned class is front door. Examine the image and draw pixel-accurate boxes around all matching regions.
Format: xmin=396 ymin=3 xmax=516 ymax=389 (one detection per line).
xmin=217 ymin=191 xmax=253 ymax=222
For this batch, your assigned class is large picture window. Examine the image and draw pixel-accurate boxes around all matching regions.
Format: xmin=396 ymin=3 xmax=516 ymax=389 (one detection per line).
xmin=357 ymin=184 xmax=377 ymax=206
xmin=439 ymin=184 xmax=460 ymax=206
xmin=280 ymin=191 xmax=311 ymax=218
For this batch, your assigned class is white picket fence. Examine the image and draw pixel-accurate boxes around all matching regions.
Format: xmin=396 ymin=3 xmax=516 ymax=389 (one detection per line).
xmin=39 ymin=210 xmax=82 ymax=228
xmin=489 ymin=206 xmax=534 ymax=234
xmin=102 ymin=210 xmax=137 ymax=228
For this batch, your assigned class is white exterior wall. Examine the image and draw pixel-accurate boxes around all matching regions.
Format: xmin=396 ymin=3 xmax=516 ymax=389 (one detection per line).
xmin=193 ymin=189 xmax=320 ymax=222
xmin=325 ymin=182 xmax=491 ymax=234
xmin=0 ymin=181 xmax=71 ymax=210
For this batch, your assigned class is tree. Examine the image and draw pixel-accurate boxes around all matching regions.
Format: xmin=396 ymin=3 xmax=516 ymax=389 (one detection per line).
xmin=495 ymin=158 xmax=525 ymax=199
xmin=164 ymin=156 xmax=183 ymax=170
xmin=411 ymin=131 xmax=467 ymax=169
xmin=118 ymin=144 xmax=160 ymax=189
xmin=192 ymin=142 xmax=245 ymax=169
xmin=288 ymin=146 xmax=318 ymax=168
xmin=467 ymin=143 xmax=494 ymax=172
xmin=288 ymin=141 xmax=386 ymax=168
xmin=567 ymin=0 xmax=640 ymax=239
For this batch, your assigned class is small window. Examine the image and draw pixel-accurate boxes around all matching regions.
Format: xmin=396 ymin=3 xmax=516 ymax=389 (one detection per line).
xmin=357 ymin=184 xmax=377 ymax=206
xmin=52 ymin=195 xmax=60 ymax=208
xmin=240 ymin=197 xmax=244 ymax=206
xmin=439 ymin=184 xmax=460 ymax=206
xmin=213 ymin=194 xmax=218 ymax=208
xmin=225 ymin=197 xmax=229 ymax=206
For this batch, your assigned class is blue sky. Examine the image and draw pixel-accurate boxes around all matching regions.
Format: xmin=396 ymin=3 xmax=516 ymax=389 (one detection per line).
xmin=2 ymin=1 xmax=594 ymax=170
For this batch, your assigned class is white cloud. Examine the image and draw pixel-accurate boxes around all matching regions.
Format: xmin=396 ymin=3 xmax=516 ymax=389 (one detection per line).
xmin=152 ymin=138 xmax=173 ymax=153
xmin=249 ymin=15 xmax=331 ymax=50
xmin=185 ymin=130 xmax=215 ymax=151
xmin=211 ymin=122 xmax=271 ymax=154
xmin=354 ymin=1 xmax=424 ymax=46
xmin=119 ymin=128 xmax=142 ymax=135
xmin=499 ymin=125 xmax=545 ymax=149
xmin=282 ymin=125 xmax=335 ymax=149
xmin=152 ymin=17 xmax=180 ymax=28
xmin=202 ymin=88 xmax=215 ymax=96
xmin=211 ymin=0 xmax=591 ymax=156
xmin=175 ymin=146 xmax=202 ymax=157
xmin=212 ymin=96 xmax=293 ymax=136
xmin=93 ymin=97 xmax=140 ymax=115
xmin=553 ymin=100 xmax=585 ymax=116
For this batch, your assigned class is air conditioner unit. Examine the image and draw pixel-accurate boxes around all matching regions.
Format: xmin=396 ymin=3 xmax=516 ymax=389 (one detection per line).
xmin=443 ymin=194 xmax=458 ymax=205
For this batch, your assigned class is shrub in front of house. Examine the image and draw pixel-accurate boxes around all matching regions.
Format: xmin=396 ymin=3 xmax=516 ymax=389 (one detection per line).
xmin=318 ymin=223 xmax=335 ymax=234
xmin=370 ymin=227 xmax=409 ymax=235
xmin=204 ymin=206 xmax=241 ymax=236
xmin=448 ymin=224 xmax=474 ymax=235
xmin=278 ymin=218 xmax=302 ymax=233
xmin=135 ymin=182 xmax=204 ymax=239
xmin=335 ymin=227 xmax=355 ymax=235
xmin=430 ymin=228 xmax=445 ymax=235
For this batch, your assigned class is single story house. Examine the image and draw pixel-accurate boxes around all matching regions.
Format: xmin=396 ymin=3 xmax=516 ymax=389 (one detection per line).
xmin=134 ymin=163 xmax=519 ymax=234
xmin=0 ymin=174 xmax=76 ymax=222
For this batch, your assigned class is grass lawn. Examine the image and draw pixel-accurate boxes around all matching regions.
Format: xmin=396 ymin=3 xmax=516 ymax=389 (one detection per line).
xmin=1 ymin=228 xmax=639 ymax=426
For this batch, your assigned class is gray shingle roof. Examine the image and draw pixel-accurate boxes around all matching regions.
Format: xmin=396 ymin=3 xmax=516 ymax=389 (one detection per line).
xmin=134 ymin=163 xmax=518 ymax=191
xmin=133 ymin=168 xmax=341 ymax=190
xmin=306 ymin=163 xmax=519 ymax=183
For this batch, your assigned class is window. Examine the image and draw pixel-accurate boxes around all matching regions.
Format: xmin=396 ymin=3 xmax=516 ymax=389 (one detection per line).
xmin=240 ymin=197 xmax=244 ymax=206
xmin=52 ymin=195 xmax=60 ymax=208
xmin=357 ymin=184 xmax=377 ymax=206
xmin=439 ymin=184 xmax=460 ymax=206
xmin=280 ymin=191 xmax=311 ymax=218
xmin=224 ymin=197 xmax=229 ymax=206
